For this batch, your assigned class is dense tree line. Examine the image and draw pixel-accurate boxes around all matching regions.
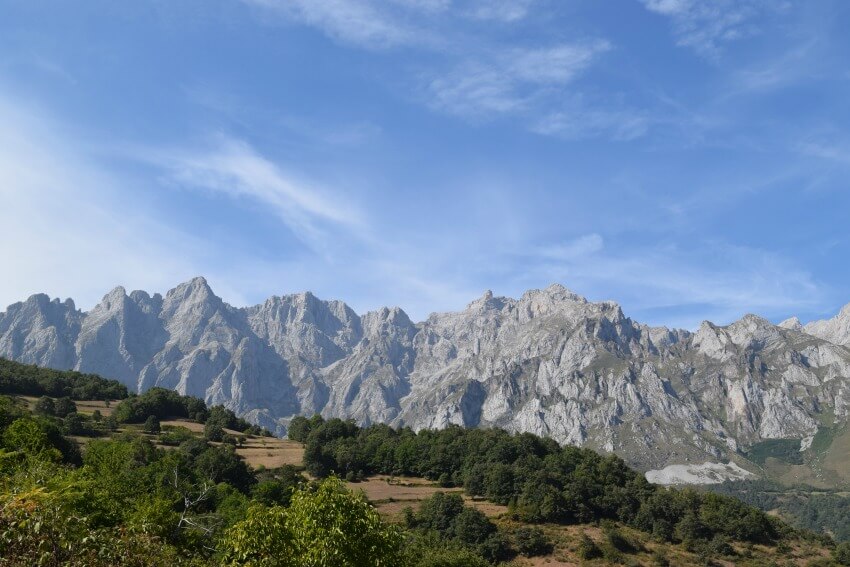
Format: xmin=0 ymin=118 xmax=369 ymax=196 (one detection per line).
xmin=113 ymin=387 xmax=270 ymax=437
xmin=296 ymin=416 xmax=793 ymax=548
xmin=0 ymin=357 xmax=128 ymax=400
xmin=712 ymin=479 xmax=850 ymax=542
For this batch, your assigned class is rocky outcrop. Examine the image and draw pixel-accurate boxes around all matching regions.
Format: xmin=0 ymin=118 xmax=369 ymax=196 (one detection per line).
xmin=805 ymin=304 xmax=850 ymax=346
xmin=2 ymin=277 xmax=850 ymax=472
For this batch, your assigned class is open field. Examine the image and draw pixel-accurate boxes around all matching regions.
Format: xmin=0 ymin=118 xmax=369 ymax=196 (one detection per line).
xmin=160 ymin=418 xmax=205 ymax=432
xmin=235 ymin=436 xmax=304 ymax=469
xmin=20 ymin=395 xmax=118 ymax=416
xmin=150 ymin=418 xmax=305 ymax=469
xmin=73 ymin=399 xmax=116 ymax=416
xmin=344 ymin=475 xmax=509 ymax=520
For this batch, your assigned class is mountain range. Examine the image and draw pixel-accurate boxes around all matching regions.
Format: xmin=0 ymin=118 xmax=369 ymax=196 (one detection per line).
xmin=3 ymin=277 xmax=850 ymax=481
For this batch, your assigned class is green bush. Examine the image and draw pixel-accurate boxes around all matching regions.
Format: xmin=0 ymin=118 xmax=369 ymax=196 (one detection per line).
xmin=512 ymin=526 xmax=552 ymax=556
xmin=576 ymin=532 xmax=603 ymax=559
xmin=54 ymin=397 xmax=77 ymax=418
xmin=835 ymin=542 xmax=850 ymax=565
xmin=143 ymin=415 xmax=161 ymax=434
xmin=34 ymin=395 xmax=55 ymax=416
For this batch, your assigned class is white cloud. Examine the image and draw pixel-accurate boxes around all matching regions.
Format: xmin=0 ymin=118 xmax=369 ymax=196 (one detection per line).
xmin=242 ymin=0 xmax=434 ymax=49
xmin=427 ymin=64 xmax=526 ymax=117
xmin=508 ymin=42 xmax=611 ymax=84
xmin=243 ymin=0 xmax=535 ymax=49
xmin=0 ymin=92 xmax=477 ymax=319
xmin=426 ymin=41 xmax=611 ymax=119
xmin=242 ymin=1 xmax=631 ymax=141
xmin=424 ymin=42 xmax=649 ymax=141
xmin=150 ymin=136 xmax=364 ymax=250
xmin=640 ymin=0 xmax=779 ymax=58
xmin=0 ymin=90 xmax=830 ymax=330
xmin=798 ymin=139 xmax=850 ymax=165
xmin=534 ymin=101 xmax=649 ymax=141
xmin=0 ymin=95 xmax=210 ymax=311
xmin=515 ymin=239 xmax=823 ymax=329
xmin=463 ymin=0 xmax=535 ymax=22
xmin=536 ymin=234 xmax=604 ymax=260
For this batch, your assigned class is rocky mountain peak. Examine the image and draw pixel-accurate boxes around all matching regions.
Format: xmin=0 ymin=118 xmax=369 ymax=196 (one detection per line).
xmin=779 ymin=316 xmax=803 ymax=331
xmin=361 ymin=306 xmax=415 ymax=338
xmin=803 ymin=303 xmax=850 ymax=346
xmin=726 ymin=314 xmax=784 ymax=351
xmin=169 ymin=276 xmax=214 ymax=297
xmin=162 ymin=277 xmax=220 ymax=314
xmin=3 ymin=279 xmax=850 ymax=476
xmin=467 ymin=290 xmax=509 ymax=312
xmin=99 ymin=286 xmax=128 ymax=310
xmin=24 ymin=293 xmax=51 ymax=309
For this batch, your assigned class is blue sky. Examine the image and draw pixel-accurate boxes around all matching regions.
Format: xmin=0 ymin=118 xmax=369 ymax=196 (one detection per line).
xmin=0 ymin=0 xmax=848 ymax=329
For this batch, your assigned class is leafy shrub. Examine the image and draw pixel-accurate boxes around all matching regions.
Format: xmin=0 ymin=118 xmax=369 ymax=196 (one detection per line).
xmin=205 ymin=422 xmax=225 ymax=442
xmin=54 ymin=397 xmax=77 ymax=418
xmin=221 ymin=477 xmax=405 ymax=566
xmin=63 ymin=412 xmax=87 ymax=436
xmin=576 ymin=532 xmax=602 ymax=559
xmin=512 ymin=526 xmax=552 ymax=557
xmin=603 ymin=522 xmax=641 ymax=553
xmin=158 ymin=426 xmax=194 ymax=446
xmin=143 ymin=415 xmax=161 ymax=434
xmin=835 ymin=542 xmax=850 ymax=565
xmin=34 ymin=395 xmax=55 ymax=416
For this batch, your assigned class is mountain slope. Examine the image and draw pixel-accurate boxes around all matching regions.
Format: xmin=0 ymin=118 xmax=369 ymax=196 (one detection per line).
xmin=2 ymin=277 xmax=850 ymax=478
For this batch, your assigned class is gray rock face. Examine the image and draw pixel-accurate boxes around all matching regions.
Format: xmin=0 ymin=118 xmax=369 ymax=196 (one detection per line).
xmin=805 ymin=304 xmax=850 ymax=346
xmin=2 ymin=277 xmax=850 ymax=472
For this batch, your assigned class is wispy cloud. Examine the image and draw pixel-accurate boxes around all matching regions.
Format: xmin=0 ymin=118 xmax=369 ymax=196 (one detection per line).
xmin=463 ymin=0 xmax=535 ymax=22
xmin=0 ymin=89 xmax=832 ymax=329
xmin=533 ymin=98 xmax=649 ymax=141
xmin=798 ymin=138 xmax=850 ymax=165
xmin=241 ymin=1 xmax=637 ymax=141
xmin=640 ymin=0 xmax=782 ymax=58
xmin=243 ymin=0 xmax=536 ymax=50
xmin=243 ymin=0 xmax=437 ymax=49
xmin=515 ymin=239 xmax=824 ymax=329
xmin=0 ymin=91 xmax=477 ymax=319
xmin=0 ymin=94 xmax=211 ymax=311
xmin=535 ymin=234 xmax=605 ymax=260
xmin=427 ymin=64 xmax=525 ymax=116
xmin=427 ymin=42 xmax=611 ymax=118
xmin=150 ymin=136 xmax=365 ymax=250
xmin=424 ymin=41 xmax=638 ymax=140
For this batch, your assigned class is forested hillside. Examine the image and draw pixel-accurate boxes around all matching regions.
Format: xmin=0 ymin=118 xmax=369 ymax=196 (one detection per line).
xmin=0 ymin=359 xmax=844 ymax=565
xmin=294 ymin=416 xmax=838 ymax=559
xmin=0 ymin=357 xmax=128 ymax=400
xmin=711 ymin=479 xmax=850 ymax=543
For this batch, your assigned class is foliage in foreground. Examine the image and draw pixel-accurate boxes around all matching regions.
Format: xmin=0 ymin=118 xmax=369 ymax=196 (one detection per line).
xmin=222 ymin=477 xmax=404 ymax=566
xmin=1 ymin=392 xmax=519 ymax=566
xmin=0 ymin=382 xmax=838 ymax=566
